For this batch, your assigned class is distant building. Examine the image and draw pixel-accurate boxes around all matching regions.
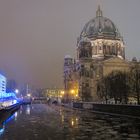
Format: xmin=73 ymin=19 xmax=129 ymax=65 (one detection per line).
xmin=0 ymin=74 xmax=18 ymax=107
xmin=0 ymin=74 xmax=6 ymax=94
xmin=63 ymin=6 xmax=137 ymax=102
xmin=44 ymin=88 xmax=65 ymax=100
xmin=63 ymin=55 xmax=79 ymax=101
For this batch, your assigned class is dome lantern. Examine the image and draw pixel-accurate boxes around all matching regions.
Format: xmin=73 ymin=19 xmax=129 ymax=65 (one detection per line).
xmin=78 ymin=6 xmax=125 ymax=59
xmin=96 ymin=5 xmax=103 ymax=17
xmin=79 ymin=6 xmax=123 ymax=41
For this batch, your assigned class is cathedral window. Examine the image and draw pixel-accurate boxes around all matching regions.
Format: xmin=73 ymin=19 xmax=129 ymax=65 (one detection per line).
xmin=80 ymin=65 xmax=85 ymax=76
xmin=85 ymin=70 xmax=90 ymax=77
xmin=112 ymin=46 xmax=115 ymax=55
xmin=103 ymin=45 xmax=106 ymax=54
xmin=108 ymin=46 xmax=111 ymax=54
xmin=85 ymin=83 xmax=89 ymax=87
xmin=95 ymin=46 xmax=97 ymax=54
xmin=90 ymin=65 xmax=93 ymax=69
xmin=99 ymin=46 xmax=102 ymax=50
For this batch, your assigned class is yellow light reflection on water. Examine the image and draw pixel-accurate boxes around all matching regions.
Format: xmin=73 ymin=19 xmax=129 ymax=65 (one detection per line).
xmin=71 ymin=119 xmax=74 ymax=126
xmin=70 ymin=117 xmax=79 ymax=128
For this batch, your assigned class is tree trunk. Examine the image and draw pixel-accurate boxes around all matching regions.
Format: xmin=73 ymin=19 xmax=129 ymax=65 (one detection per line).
xmin=115 ymin=99 xmax=117 ymax=104
xmin=105 ymin=97 xmax=108 ymax=104
xmin=137 ymin=93 xmax=140 ymax=105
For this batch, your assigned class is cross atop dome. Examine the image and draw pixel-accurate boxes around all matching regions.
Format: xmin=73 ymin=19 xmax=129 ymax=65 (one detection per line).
xmin=96 ymin=5 xmax=103 ymax=17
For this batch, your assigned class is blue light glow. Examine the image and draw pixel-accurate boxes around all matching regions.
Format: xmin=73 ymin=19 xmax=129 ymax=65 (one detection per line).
xmin=13 ymin=99 xmax=17 ymax=104
xmin=0 ymin=92 xmax=16 ymax=99
xmin=0 ymin=127 xmax=5 ymax=136
xmin=3 ymin=113 xmax=15 ymax=124
xmin=0 ymin=74 xmax=22 ymax=107
xmin=0 ymin=112 xmax=16 ymax=136
xmin=0 ymin=74 xmax=17 ymax=102
xmin=0 ymin=92 xmax=18 ymax=103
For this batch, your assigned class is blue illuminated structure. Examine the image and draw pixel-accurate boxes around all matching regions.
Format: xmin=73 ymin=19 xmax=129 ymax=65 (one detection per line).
xmin=0 ymin=92 xmax=16 ymax=99
xmin=0 ymin=74 xmax=20 ymax=108
xmin=0 ymin=74 xmax=21 ymax=136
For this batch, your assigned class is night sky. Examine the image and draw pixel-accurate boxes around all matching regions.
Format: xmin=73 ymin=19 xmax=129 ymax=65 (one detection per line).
xmin=0 ymin=0 xmax=140 ymax=88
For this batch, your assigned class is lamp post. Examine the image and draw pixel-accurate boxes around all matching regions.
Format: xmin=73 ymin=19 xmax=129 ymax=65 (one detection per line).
xmin=15 ymin=89 xmax=19 ymax=94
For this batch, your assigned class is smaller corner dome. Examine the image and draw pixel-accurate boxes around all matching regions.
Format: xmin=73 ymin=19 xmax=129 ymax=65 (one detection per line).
xmin=79 ymin=37 xmax=91 ymax=44
xmin=80 ymin=6 xmax=122 ymax=40
xmin=64 ymin=55 xmax=72 ymax=59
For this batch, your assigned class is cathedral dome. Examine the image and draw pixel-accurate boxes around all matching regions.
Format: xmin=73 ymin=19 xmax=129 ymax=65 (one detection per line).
xmin=80 ymin=6 xmax=122 ymax=40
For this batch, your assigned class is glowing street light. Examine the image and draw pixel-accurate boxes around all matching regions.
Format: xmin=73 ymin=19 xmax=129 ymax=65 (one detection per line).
xmin=15 ymin=89 xmax=19 ymax=94
xmin=61 ymin=91 xmax=65 ymax=95
xmin=70 ymin=89 xmax=75 ymax=94
xmin=27 ymin=93 xmax=31 ymax=97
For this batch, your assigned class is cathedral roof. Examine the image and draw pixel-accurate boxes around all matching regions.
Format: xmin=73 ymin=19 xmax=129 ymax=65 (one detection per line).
xmin=80 ymin=6 xmax=122 ymax=40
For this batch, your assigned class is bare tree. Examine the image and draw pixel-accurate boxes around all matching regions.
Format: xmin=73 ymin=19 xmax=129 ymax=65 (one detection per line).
xmin=97 ymin=71 xmax=130 ymax=104
xmin=129 ymin=63 xmax=140 ymax=104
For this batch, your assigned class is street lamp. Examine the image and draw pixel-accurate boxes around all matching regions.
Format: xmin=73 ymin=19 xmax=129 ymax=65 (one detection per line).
xmin=27 ymin=93 xmax=31 ymax=97
xmin=70 ymin=89 xmax=75 ymax=94
xmin=15 ymin=89 xmax=19 ymax=94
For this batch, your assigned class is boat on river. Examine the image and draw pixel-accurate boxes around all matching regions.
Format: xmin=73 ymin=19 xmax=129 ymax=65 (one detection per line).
xmin=0 ymin=93 xmax=22 ymax=114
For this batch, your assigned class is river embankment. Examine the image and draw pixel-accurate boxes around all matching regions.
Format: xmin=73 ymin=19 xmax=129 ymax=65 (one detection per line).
xmin=72 ymin=102 xmax=140 ymax=118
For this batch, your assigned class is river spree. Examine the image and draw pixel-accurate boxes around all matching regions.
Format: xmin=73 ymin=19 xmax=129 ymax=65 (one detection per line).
xmin=0 ymin=104 xmax=140 ymax=140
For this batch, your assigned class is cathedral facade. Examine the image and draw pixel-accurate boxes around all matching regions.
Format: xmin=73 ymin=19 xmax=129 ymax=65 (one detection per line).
xmin=64 ymin=6 xmax=131 ymax=102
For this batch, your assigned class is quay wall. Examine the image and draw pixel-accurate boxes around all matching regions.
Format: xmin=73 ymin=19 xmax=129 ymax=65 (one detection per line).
xmin=73 ymin=102 xmax=140 ymax=117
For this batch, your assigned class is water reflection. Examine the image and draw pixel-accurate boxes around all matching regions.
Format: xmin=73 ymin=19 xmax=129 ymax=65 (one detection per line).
xmin=26 ymin=105 xmax=31 ymax=115
xmin=58 ymin=107 xmax=140 ymax=140
xmin=14 ymin=112 xmax=18 ymax=121
xmin=4 ymin=113 xmax=15 ymax=124
xmin=0 ymin=111 xmax=18 ymax=136
xmin=70 ymin=117 xmax=79 ymax=128
xmin=0 ymin=104 xmax=140 ymax=140
xmin=71 ymin=118 xmax=74 ymax=126
xmin=0 ymin=125 xmax=5 ymax=136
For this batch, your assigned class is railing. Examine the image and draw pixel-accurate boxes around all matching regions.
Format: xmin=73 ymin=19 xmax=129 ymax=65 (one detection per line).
xmin=72 ymin=102 xmax=140 ymax=117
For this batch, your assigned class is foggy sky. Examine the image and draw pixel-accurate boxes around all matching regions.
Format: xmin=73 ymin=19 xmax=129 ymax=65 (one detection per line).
xmin=0 ymin=0 xmax=140 ymax=88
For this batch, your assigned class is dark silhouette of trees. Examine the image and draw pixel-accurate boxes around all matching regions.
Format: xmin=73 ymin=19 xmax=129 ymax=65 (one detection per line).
xmin=96 ymin=58 xmax=140 ymax=104
xmin=97 ymin=71 xmax=130 ymax=104
xmin=129 ymin=63 xmax=140 ymax=104
xmin=109 ymin=71 xmax=130 ymax=104
xmin=81 ymin=85 xmax=92 ymax=102
xmin=97 ymin=76 xmax=110 ymax=103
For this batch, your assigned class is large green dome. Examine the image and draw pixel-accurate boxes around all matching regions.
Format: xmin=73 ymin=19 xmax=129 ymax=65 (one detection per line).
xmin=80 ymin=6 xmax=122 ymax=40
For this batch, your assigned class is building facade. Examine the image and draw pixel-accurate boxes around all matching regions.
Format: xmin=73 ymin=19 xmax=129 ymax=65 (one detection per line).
xmin=44 ymin=88 xmax=65 ymax=100
xmin=0 ymin=74 xmax=6 ymax=95
xmin=63 ymin=55 xmax=79 ymax=101
xmin=64 ymin=6 xmax=137 ymax=102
